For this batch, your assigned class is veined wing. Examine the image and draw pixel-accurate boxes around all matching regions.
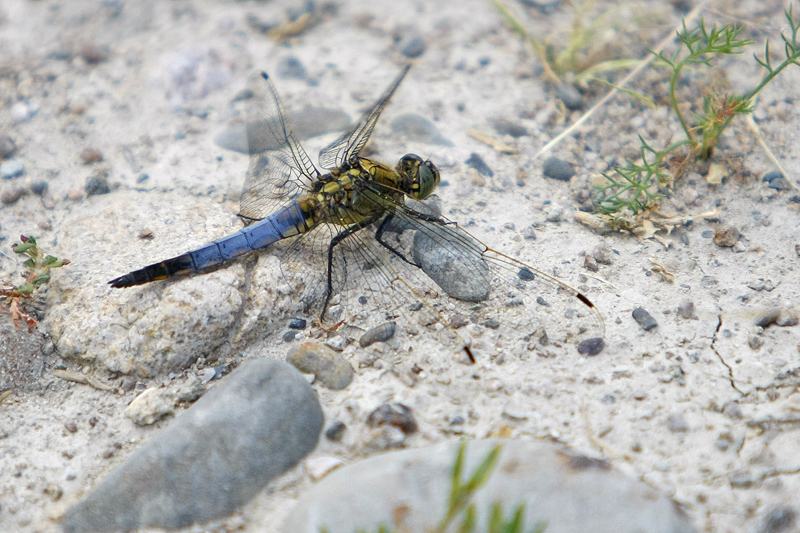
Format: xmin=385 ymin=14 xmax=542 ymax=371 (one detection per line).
xmin=239 ymin=72 xmax=321 ymax=223
xmin=317 ymin=65 xmax=411 ymax=170
xmin=273 ymin=182 xmax=604 ymax=361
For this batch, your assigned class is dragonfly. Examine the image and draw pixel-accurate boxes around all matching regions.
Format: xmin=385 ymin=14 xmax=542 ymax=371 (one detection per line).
xmin=109 ymin=65 xmax=605 ymax=362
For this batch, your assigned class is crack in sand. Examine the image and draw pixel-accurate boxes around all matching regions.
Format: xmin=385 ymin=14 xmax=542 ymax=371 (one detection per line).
xmin=710 ymin=314 xmax=744 ymax=395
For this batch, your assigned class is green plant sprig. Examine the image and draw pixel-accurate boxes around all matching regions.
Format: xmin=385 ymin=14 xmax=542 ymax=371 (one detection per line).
xmin=0 ymin=235 xmax=69 ymax=330
xmin=594 ymin=5 xmax=800 ymax=217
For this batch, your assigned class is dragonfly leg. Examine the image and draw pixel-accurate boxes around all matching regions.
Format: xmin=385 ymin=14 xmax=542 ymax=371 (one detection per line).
xmin=374 ymin=213 xmax=421 ymax=267
xmin=320 ymin=214 xmax=382 ymax=323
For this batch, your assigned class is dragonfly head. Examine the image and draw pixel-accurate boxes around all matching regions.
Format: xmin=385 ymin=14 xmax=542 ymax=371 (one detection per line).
xmin=398 ymin=153 xmax=440 ymax=200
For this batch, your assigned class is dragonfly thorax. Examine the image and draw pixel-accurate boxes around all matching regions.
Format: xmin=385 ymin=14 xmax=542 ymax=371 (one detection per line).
xmin=396 ymin=153 xmax=440 ymax=200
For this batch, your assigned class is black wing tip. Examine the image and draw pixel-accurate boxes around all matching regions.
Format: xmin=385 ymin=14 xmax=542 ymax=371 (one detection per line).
xmin=576 ymin=292 xmax=595 ymax=309
xmin=464 ymin=345 xmax=475 ymax=364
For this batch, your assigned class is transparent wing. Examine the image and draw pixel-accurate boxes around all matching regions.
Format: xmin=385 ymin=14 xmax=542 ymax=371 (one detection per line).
xmin=274 ymin=186 xmax=605 ymax=361
xmin=317 ymin=65 xmax=411 ymax=170
xmin=239 ymin=72 xmax=321 ymax=222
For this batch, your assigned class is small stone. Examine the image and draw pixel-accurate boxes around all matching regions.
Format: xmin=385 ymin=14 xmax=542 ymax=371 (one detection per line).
xmin=777 ymin=312 xmax=799 ymax=327
xmin=761 ymin=505 xmax=796 ymax=533
xmin=748 ymin=334 xmax=765 ymax=350
xmin=522 ymin=226 xmax=536 ymax=240
xmin=1 ymin=159 xmax=25 ymax=179
xmin=44 ymin=482 xmax=64 ymax=501
xmin=325 ymin=335 xmax=349 ymax=352
xmin=325 ymin=421 xmax=346 ymax=442
xmin=366 ymin=403 xmax=417 ymax=434
xmin=400 ymin=36 xmax=426 ymax=58
xmin=11 ymin=102 xmax=32 ymax=123
xmin=359 ymin=322 xmax=396 ymax=347
xmin=1 ymin=187 xmax=25 ymax=204
xmin=713 ymin=225 xmax=739 ymax=247
xmin=62 ymin=359 xmax=323 ymax=532
xmin=306 ymin=456 xmax=346 ymax=481
xmin=390 ymin=114 xmax=453 ymax=146
xmin=85 ymin=174 xmax=110 ymax=196
xmin=276 ymin=55 xmax=307 ymax=80
xmin=491 ymin=118 xmax=528 ymax=137
xmin=722 ymin=401 xmax=743 ymax=420
xmin=79 ymin=147 xmax=103 ymax=164
xmin=283 ymin=330 xmax=300 ymax=342
xmin=287 ymin=341 xmax=355 ymax=389
xmin=137 ymin=173 xmax=150 ymax=183
xmin=465 ymin=152 xmax=493 ymax=177
xmin=584 ymin=254 xmax=598 ymax=272
xmin=733 ymin=241 xmax=747 ymax=253
xmin=542 ymin=156 xmax=575 ymax=181
xmin=556 ymin=82 xmax=583 ymax=109
xmin=729 ymin=470 xmax=755 ymax=488
xmin=632 ymin=307 xmax=658 ymax=331
xmin=632 ymin=389 xmax=646 ymax=400
xmin=577 ymin=337 xmax=604 ymax=356
xmin=64 ymin=421 xmax=78 ymax=433
xmin=0 ymin=134 xmax=16 ymax=159
xmin=30 ymin=180 xmax=49 ymax=195
xmin=763 ymin=170 xmax=792 ymax=191
xmin=124 ymin=387 xmax=176 ymax=426
xmin=666 ymin=412 xmax=689 ymax=433
xmin=545 ymin=204 xmax=564 ymax=222
xmin=592 ymin=243 xmax=614 ymax=264
xmin=413 ymin=225 xmax=490 ymax=302
xmin=483 ymin=318 xmax=500 ymax=329
xmin=288 ymin=318 xmax=307 ymax=330
xmin=447 ymin=313 xmax=469 ymax=329
xmin=677 ymin=302 xmax=695 ymax=319
xmin=755 ymin=308 xmax=781 ymax=328
xmin=79 ymin=42 xmax=108 ymax=63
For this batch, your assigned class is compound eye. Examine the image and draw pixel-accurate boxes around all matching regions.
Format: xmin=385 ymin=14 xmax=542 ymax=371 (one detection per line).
xmin=414 ymin=160 xmax=440 ymax=200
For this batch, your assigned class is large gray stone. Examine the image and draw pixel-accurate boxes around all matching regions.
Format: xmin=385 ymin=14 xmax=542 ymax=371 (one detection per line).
xmin=62 ymin=358 xmax=324 ymax=532
xmin=282 ymin=439 xmax=695 ymax=533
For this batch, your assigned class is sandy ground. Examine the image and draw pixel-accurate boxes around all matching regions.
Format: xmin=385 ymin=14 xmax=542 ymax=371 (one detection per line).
xmin=1 ymin=0 xmax=800 ymax=532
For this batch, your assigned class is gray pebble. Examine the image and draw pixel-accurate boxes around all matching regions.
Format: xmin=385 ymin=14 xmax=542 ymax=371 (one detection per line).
xmin=30 ymin=180 xmax=48 ymax=195
xmin=748 ymin=334 xmax=764 ymax=350
xmin=390 ymin=114 xmax=453 ymax=146
xmin=729 ymin=470 xmax=755 ymax=488
xmin=282 ymin=439 xmax=695 ymax=533
xmin=413 ymin=225 xmax=490 ymax=302
xmin=0 ymin=134 xmax=16 ymax=159
xmin=755 ymin=308 xmax=781 ymax=328
xmin=592 ymin=243 xmax=614 ymax=264
xmin=632 ymin=389 xmax=647 ymax=400
xmin=1 ymin=159 xmax=25 ymax=179
xmin=761 ymin=505 xmax=796 ymax=533
xmin=287 ymin=341 xmax=354 ymax=389
xmin=283 ymin=330 xmax=300 ymax=342
xmin=465 ymin=152 xmax=493 ymax=177
xmin=288 ymin=318 xmax=307 ymax=330
xmin=85 ymin=174 xmax=110 ymax=196
xmin=62 ymin=359 xmax=323 ymax=532
xmin=763 ymin=171 xmax=792 ymax=191
xmin=366 ymin=403 xmax=417 ymax=434
xmin=325 ymin=421 xmax=346 ymax=442
xmin=713 ymin=225 xmax=739 ymax=247
xmin=276 ymin=56 xmax=307 ymax=80
xmin=400 ymin=36 xmax=426 ymax=58
xmin=556 ymin=82 xmax=583 ymax=110
xmin=666 ymin=412 xmax=689 ymax=433
xmin=577 ymin=337 xmax=605 ymax=356
xmin=491 ymin=118 xmax=528 ymax=137
xmin=542 ymin=156 xmax=575 ymax=181
xmin=632 ymin=307 xmax=658 ymax=331
xmin=677 ymin=302 xmax=695 ymax=319
xmin=359 ymin=322 xmax=396 ymax=348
